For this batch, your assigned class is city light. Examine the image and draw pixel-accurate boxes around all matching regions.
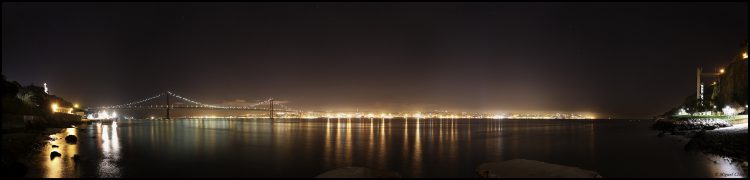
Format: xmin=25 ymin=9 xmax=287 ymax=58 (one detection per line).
xmin=86 ymin=90 xmax=603 ymax=120
xmin=267 ymin=111 xmax=596 ymax=119
xmin=92 ymin=92 xmax=597 ymax=120
xmin=87 ymin=110 xmax=118 ymax=120
xmin=676 ymin=108 xmax=689 ymax=116
xmin=74 ymin=104 xmax=79 ymax=108
xmin=719 ymin=68 xmax=725 ymax=74
xmin=722 ymin=106 xmax=738 ymax=116
xmin=51 ymin=103 xmax=59 ymax=112
xmin=743 ymin=52 xmax=748 ymax=59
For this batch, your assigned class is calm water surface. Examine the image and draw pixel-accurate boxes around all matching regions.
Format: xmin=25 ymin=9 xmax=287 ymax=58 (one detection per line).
xmin=26 ymin=118 xmax=746 ymax=178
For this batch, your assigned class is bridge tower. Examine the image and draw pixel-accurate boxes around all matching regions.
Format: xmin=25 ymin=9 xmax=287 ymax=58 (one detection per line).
xmin=166 ymin=92 xmax=171 ymax=119
xmin=269 ymin=98 xmax=274 ymax=120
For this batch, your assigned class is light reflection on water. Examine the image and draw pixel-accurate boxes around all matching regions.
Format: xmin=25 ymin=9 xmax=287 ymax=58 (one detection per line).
xmin=29 ymin=118 xmax=746 ymax=178
xmin=41 ymin=128 xmax=79 ymax=178
xmin=98 ymin=122 xmax=121 ymax=177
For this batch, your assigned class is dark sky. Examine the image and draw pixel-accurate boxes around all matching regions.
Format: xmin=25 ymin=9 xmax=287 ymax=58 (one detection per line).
xmin=2 ymin=2 xmax=747 ymax=118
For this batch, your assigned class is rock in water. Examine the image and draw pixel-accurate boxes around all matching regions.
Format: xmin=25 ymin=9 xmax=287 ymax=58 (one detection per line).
xmin=50 ymin=151 xmax=62 ymax=159
xmin=65 ymin=135 xmax=78 ymax=144
xmin=316 ymin=167 xmax=401 ymax=178
xmin=476 ymin=159 xmax=602 ymax=178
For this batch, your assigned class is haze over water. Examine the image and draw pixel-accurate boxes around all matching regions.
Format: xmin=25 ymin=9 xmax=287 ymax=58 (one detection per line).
xmin=29 ymin=118 xmax=745 ymax=178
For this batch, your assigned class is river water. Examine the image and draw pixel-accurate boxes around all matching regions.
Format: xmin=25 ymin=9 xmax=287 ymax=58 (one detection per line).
xmin=25 ymin=118 xmax=746 ymax=178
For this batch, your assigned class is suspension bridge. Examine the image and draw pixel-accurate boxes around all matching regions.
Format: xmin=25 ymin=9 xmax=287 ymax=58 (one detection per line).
xmin=88 ymin=91 xmax=298 ymax=119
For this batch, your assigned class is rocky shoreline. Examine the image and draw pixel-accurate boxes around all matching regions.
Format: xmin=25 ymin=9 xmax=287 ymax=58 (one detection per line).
xmin=684 ymin=124 xmax=748 ymax=164
xmin=652 ymin=118 xmax=732 ymax=132
xmin=653 ymin=117 xmax=748 ymax=177
xmin=1 ymin=114 xmax=83 ymax=178
xmin=1 ymin=128 xmax=68 ymax=177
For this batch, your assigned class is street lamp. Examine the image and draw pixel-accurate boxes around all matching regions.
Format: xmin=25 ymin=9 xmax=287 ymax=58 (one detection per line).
xmin=719 ymin=68 xmax=725 ymax=74
xmin=51 ymin=103 xmax=59 ymax=113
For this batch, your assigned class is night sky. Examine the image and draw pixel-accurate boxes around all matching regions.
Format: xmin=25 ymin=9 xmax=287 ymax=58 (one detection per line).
xmin=2 ymin=2 xmax=747 ymax=118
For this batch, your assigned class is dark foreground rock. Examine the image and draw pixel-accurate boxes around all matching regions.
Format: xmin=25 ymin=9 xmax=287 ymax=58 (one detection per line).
xmin=476 ymin=159 xmax=602 ymax=178
xmin=316 ymin=167 xmax=401 ymax=178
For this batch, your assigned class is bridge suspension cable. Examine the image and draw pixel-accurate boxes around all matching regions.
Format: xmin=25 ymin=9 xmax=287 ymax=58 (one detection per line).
xmin=166 ymin=91 xmax=270 ymax=109
xmin=166 ymin=91 xmax=225 ymax=108
xmin=101 ymin=93 xmax=163 ymax=109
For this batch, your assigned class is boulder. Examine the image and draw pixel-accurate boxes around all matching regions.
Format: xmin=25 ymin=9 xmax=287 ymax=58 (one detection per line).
xmin=476 ymin=159 xmax=602 ymax=178
xmin=50 ymin=151 xmax=62 ymax=159
xmin=316 ymin=167 xmax=401 ymax=178
xmin=64 ymin=135 xmax=77 ymax=144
